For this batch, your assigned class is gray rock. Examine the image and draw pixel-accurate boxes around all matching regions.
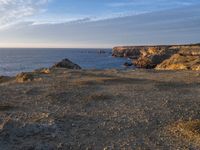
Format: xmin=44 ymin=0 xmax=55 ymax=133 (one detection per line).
xmin=52 ymin=59 xmax=81 ymax=69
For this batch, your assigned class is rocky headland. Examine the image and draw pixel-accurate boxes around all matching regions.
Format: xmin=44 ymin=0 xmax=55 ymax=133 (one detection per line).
xmin=113 ymin=44 xmax=200 ymax=70
xmin=0 ymin=58 xmax=200 ymax=149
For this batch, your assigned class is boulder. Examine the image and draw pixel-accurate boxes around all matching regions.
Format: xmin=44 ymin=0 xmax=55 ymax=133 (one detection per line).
xmin=123 ymin=62 xmax=133 ymax=67
xmin=52 ymin=59 xmax=81 ymax=69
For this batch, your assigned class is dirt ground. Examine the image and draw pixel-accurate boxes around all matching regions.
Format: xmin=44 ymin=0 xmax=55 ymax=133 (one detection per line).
xmin=0 ymin=68 xmax=200 ymax=150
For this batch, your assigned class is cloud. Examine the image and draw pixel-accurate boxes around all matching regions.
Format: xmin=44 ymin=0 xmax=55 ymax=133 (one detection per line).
xmin=0 ymin=0 xmax=49 ymax=28
xmin=0 ymin=0 xmax=198 ymax=30
xmin=0 ymin=4 xmax=199 ymax=48
xmin=108 ymin=0 xmax=197 ymax=7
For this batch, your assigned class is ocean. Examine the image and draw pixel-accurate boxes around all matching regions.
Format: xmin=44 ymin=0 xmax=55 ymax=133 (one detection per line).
xmin=0 ymin=48 xmax=132 ymax=76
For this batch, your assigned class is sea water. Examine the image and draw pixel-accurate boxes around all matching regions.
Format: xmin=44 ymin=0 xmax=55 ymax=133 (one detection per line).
xmin=0 ymin=48 xmax=132 ymax=76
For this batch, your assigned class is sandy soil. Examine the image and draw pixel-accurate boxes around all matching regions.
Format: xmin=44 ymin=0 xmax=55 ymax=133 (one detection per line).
xmin=0 ymin=68 xmax=200 ymax=150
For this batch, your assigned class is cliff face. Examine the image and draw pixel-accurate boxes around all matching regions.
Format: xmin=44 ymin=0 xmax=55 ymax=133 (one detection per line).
xmin=112 ymin=45 xmax=171 ymax=58
xmin=156 ymin=46 xmax=200 ymax=70
xmin=112 ymin=46 xmax=149 ymax=58
xmin=112 ymin=44 xmax=200 ymax=70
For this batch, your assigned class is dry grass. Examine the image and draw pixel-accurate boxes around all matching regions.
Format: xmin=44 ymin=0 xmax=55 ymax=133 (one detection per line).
xmin=0 ymin=68 xmax=200 ymax=149
xmin=26 ymin=112 xmax=51 ymax=123
xmin=15 ymin=72 xmax=47 ymax=83
xmin=169 ymin=120 xmax=200 ymax=145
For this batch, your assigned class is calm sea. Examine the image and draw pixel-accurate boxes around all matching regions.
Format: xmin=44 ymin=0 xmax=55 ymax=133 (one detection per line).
xmin=0 ymin=48 xmax=132 ymax=76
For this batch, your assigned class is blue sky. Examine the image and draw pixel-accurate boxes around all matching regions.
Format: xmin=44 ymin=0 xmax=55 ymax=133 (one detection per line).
xmin=0 ymin=0 xmax=199 ymax=48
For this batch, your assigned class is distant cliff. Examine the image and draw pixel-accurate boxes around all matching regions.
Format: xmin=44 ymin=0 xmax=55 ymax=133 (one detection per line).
xmin=112 ymin=44 xmax=200 ymax=70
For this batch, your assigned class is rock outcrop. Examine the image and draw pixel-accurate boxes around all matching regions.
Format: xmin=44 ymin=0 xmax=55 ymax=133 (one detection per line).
xmin=112 ymin=46 xmax=142 ymax=58
xmin=113 ymin=44 xmax=200 ymax=70
xmin=15 ymin=59 xmax=81 ymax=83
xmin=156 ymin=47 xmax=200 ymax=70
xmin=16 ymin=72 xmax=35 ymax=83
xmin=52 ymin=58 xmax=81 ymax=69
xmin=133 ymin=46 xmax=179 ymax=69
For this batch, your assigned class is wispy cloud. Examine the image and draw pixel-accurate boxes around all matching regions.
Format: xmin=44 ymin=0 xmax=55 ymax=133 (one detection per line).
xmin=31 ymin=12 xmax=150 ymax=26
xmin=0 ymin=0 xmax=49 ymax=28
xmin=0 ymin=4 xmax=199 ymax=48
xmin=0 ymin=0 xmax=199 ymax=48
xmin=108 ymin=0 xmax=196 ymax=7
xmin=0 ymin=0 xmax=198 ymax=29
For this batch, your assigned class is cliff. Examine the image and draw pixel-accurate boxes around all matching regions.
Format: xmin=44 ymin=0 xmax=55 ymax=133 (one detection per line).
xmin=113 ymin=44 xmax=200 ymax=70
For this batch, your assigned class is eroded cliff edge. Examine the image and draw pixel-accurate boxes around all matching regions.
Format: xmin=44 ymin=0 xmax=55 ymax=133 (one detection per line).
xmin=112 ymin=44 xmax=200 ymax=70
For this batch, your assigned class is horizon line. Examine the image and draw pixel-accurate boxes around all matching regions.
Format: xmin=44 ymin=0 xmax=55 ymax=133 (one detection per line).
xmin=0 ymin=42 xmax=199 ymax=49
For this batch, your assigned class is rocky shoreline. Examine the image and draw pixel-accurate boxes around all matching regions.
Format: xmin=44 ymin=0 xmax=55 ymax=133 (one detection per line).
xmin=0 ymin=59 xmax=200 ymax=149
xmin=113 ymin=43 xmax=200 ymax=70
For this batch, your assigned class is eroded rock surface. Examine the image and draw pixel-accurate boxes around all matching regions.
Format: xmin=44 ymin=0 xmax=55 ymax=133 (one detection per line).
xmin=156 ymin=54 xmax=200 ymax=70
xmin=133 ymin=46 xmax=179 ymax=69
xmin=156 ymin=46 xmax=200 ymax=70
xmin=112 ymin=46 xmax=144 ymax=58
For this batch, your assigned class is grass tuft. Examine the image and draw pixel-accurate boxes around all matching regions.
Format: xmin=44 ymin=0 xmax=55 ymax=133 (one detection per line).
xmin=169 ymin=120 xmax=200 ymax=145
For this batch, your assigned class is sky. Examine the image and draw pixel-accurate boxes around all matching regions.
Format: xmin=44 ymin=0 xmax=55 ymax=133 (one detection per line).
xmin=0 ymin=0 xmax=199 ymax=48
